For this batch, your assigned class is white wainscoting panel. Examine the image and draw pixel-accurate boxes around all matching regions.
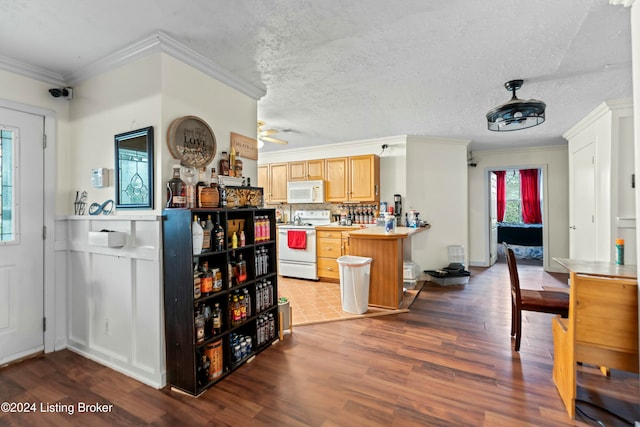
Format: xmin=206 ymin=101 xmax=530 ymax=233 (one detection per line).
xmin=58 ymin=215 xmax=165 ymax=388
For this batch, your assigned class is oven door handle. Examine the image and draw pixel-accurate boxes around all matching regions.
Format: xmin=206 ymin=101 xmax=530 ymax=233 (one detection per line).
xmin=279 ymin=230 xmax=316 ymax=235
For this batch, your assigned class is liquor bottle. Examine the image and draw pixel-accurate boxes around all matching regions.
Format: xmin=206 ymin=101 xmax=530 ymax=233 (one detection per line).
xmin=200 ymin=218 xmax=211 ymax=251
xmin=219 ymin=183 xmax=227 ymax=208
xmin=231 ymin=231 xmax=238 ymax=249
xmin=192 ymin=215 xmax=204 ymax=255
xmin=166 ymin=164 xmax=186 ymax=208
xmin=219 ymin=152 xmax=230 ymax=176
xmin=234 ymin=152 xmax=243 ymax=178
xmin=203 ymin=304 xmax=212 ymax=340
xmin=239 ymin=230 xmax=246 ymax=247
xmin=229 ymin=147 xmax=236 ymax=177
xmin=242 ymin=288 xmax=251 ymax=318
xmin=235 ymin=253 xmax=247 ymax=284
xmin=183 ymin=167 xmax=197 ymax=208
xmin=199 ymin=260 xmax=213 ymax=296
xmin=239 ymin=295 xmax=246 ymax=321
xmin=204 ymin=215 xmax=214 ymax=250
xmin=209 ymin=167 xmax=218 ymax=188
xmin=212 ymin=303 xmax=222 ymax=335
xmin=196 ymin=167 xmax=208 ymax=208
xmin=214 ymin=213 xmax=225 ymax=251
xmin=193 ymin=262 xmax=202 ymax=299
xmin=212 ymin=267 xmax=223 ymax=292
xmin=195 ymin=307 xmax=205 ymax=345
xmin=231 ymin=295 xmax=241 ymax=327
xmin=197 ymin=353 xmax=210 ymax=387
xmin=228 ymin=256 xmax=235 ymax=288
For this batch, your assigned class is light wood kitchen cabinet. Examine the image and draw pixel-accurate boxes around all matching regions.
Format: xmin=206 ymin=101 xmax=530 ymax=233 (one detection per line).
xmin=317 ymin=229 xmax=342 ymax=280
xmin=317 ymin=227 xmax=357 ymax=281
xmin=288 ymin=159 xmax=325 ymax=181
xmin=258 ymin=163 xmax=288 ymax=204
xmin=325 ymin=155 xmax=380 ymax=202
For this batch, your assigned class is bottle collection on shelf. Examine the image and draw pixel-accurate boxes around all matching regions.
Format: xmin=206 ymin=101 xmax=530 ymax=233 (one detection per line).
xmin=166 ymin=148 xmax=249 ymax=210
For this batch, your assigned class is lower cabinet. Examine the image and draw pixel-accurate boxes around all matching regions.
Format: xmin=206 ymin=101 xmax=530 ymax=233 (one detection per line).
xmin=162 ymin=207 xmax=278 ymax=396
xmin=317 ymin=228 xmax=355 ymax=281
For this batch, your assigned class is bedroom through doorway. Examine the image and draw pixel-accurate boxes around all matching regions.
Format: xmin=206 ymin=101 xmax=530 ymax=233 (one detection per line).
xmin=489 ymin=167 xmax=545 ymax=268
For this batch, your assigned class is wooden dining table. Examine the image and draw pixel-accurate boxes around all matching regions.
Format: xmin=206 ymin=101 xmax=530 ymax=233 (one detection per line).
xmin=551 ymin=257 xmax=639 ymax=419
xmin=553 ymin=257 xmax=637 ymax=279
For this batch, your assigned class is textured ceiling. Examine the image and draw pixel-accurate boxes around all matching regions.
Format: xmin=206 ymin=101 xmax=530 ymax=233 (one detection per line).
xmin=0 ymin=0 xmax=632 ymax=153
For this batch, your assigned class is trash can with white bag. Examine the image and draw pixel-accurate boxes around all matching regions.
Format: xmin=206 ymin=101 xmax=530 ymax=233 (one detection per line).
xmin=337 ymin=255 xmax=373 ymax=314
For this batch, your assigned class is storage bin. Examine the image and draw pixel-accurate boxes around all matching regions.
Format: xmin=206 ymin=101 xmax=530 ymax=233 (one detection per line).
xmin=88 ymin=231 xmax=126 ymax=247
xmin=403 ymin=260 xmax=420 ymax=280
xmin=447 ymin=245 xmax=465 ymax=264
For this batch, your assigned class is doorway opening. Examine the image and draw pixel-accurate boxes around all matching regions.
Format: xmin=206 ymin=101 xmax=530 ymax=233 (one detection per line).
xmin=489 ymin=167 xmax=544 ymax=268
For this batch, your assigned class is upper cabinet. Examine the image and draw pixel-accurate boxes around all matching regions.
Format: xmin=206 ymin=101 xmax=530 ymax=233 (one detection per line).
xmin=259 ymin=154 xmax=380 ymax=204
xmin=258 ymin=162 xmax=288 ymax=204
xmin=326 ymin=154 xmax=380 ymax=203
xmin=288 ymin=159 xmax=325 ymax=181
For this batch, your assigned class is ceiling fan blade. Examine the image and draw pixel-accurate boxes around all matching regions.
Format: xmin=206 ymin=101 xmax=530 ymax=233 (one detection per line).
xmin=261 ymin=136 xmax=288 ymax=145
xmin=259 ymin=128 xmax=278 ymax=137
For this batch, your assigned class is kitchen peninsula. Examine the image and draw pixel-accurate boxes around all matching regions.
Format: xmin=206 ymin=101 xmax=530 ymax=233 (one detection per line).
xmin=349 ymin=225 xmax=430 ymax=309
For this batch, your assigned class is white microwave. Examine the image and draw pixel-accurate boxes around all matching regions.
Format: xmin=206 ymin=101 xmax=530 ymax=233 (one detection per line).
xmin=287 ymin=180 xmax=325 ymax=204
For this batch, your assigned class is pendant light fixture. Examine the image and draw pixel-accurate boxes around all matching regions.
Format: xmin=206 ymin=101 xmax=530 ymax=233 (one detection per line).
xmin=486 ymin=80 xmax=546 ymax=132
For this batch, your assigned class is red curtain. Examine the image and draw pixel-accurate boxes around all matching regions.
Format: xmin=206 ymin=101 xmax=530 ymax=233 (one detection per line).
xmin=520 ymin=169 xmax=542 ymax=224
xmin=495 ymin=171 xmax=506 ymax=222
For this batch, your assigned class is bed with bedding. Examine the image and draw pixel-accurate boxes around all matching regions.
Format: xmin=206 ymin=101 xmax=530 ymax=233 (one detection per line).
xmin=497 ymin=223 xmax=543 ymax=260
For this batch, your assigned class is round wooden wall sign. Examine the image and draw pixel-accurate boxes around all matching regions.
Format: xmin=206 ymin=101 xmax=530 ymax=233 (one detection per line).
xmin=167 ymin=116 xmax=217 ymax=167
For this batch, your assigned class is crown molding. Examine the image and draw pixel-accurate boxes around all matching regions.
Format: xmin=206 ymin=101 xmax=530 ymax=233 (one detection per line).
xmin=562 ymin=98 xmax=633 ymax=140
xmin=0 ymin=31 xmax=266 ymax=101
xmin=610 ymin=0 xmax=635 ymax=7
xmin=67 ymin=31 xmax=267 ymax=100
xmin=0 ymin=54 xmax=66 ymax=86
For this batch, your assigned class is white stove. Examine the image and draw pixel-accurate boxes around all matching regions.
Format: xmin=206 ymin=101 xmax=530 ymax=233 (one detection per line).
xmin=277 ymin=210 xmax=331 ymax=280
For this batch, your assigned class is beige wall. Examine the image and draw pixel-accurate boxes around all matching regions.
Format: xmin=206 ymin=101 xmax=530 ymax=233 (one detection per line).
xmin=468 ymin=146 xmax=569 ymax=272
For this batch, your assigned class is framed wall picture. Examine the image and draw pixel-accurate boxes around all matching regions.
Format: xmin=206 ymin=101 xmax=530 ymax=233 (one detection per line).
xmin=231 ymin=132 xmax=258 ymax=160
xmin=114 ymin=126 xmax=154 ymax=209
xmin=167 ymin=116 xmax=216 ymax=167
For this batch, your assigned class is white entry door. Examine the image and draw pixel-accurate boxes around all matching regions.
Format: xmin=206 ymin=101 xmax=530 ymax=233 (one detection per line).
xmin=569 ymin=142 xmax=595 ymax=260
xmin=489 ymin=172 xmax=498 ymax=265
xmin=0 ymin=107 xmax=45 ymax=364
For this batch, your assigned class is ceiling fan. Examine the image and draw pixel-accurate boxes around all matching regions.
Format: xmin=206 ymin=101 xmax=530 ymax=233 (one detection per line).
xmin=257 ymin=121 xmax=288 ymax=146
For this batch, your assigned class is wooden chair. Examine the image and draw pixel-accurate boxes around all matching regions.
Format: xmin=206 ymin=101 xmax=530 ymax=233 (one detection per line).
xmin=503 ymin=243 xmax=569 ymax=351
xmin=552 ymin=272 xmax=638 ymax=418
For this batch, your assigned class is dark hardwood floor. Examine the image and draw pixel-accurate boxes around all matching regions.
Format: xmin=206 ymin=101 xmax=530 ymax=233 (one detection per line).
xmin=1 ymin=262 xmax=638 ymax=426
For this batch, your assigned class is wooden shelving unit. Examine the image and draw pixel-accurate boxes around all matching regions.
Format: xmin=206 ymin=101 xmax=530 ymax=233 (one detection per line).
xmin=162 ymin=207 xmax=278 ymax=396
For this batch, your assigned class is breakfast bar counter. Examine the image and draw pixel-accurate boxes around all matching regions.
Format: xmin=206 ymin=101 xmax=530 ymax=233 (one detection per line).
xmin=349 ymin=225 xmax=430 ymax=309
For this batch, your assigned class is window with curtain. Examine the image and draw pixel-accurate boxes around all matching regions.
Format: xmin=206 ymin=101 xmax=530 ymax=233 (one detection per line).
xmin=497 ymin=168 xmax=542 ymax=224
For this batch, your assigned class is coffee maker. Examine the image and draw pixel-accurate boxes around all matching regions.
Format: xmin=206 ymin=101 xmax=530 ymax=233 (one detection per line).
xmin=394 ymin=194 xmax=402 ymax=226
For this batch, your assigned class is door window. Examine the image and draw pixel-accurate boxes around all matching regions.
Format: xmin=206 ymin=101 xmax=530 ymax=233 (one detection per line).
xmin=0 ymin=127 xmax=15 ymax=242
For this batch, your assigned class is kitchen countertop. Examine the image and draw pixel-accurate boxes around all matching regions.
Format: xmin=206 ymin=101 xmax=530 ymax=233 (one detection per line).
xmin=349 ymin=225 xmax=430 ymax=238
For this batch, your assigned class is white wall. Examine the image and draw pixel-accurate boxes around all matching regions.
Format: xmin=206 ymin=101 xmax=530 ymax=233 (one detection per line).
xmin=68 ymin=53 xmax=259 ymax=216
xmin=69 ymin=54 xmax=162 ymax=214
xmin=406 ymin=136 xmax=469 ymax=270
xmin=160 ymin=54 xmax=258 ymax=201
xmin=468 ymin=146 xmax=569 ymax=272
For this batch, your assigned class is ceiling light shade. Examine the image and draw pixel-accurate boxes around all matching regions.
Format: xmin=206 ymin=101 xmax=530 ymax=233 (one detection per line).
xmin=486 ymin=80 xmax=546 ymax=132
